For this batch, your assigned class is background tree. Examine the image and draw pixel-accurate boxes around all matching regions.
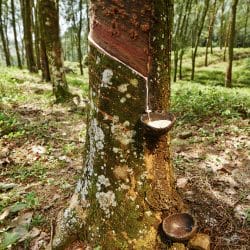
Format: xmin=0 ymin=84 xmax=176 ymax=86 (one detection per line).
xmin=61 ymin=0 xmax=88 ymax=72
xmin=52 ymin=0 xmax=184 ymax=249
xmin=225 ymin=0 xmax=239 ymax=87
xmin=11 ymin=0 xmax=22 ymax=68
xmin=38 ymin=0 xmax=71 ymax=102
xmin=191 ymin=0 xmax=210 ymax=80
xmin=33 ymin=0 xmax=41 ymax=70
xmin=204 ymin=0 xmax=218 ymax=66
xmin=0 ymin=0 xmax=11 ymax=66
xmin=20 ymin=0 xmax=37 ymax=72
xmin=219 ymin=0 xmax=225 ymax=50
xmin=173 ymin=0 xmax=193 ymax=82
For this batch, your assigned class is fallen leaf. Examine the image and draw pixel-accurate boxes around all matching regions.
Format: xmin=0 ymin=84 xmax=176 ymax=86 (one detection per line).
xmin=0 ymin=182 xmax=18 ymax=191
xmin=0 ymin=207 xmax=10 ymax=221
xmin=19 ymin=227 xmax=41 ymax=242
xmin=9 ymin=212 xmax=33 ymax=229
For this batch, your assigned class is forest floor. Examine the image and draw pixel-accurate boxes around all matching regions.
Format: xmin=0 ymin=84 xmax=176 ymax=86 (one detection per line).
xmin=0 ymin=48 xmax=249 ymax=249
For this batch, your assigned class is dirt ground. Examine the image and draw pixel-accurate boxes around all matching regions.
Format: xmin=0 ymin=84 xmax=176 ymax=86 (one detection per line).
xmin=172 ymin=119 xmax=250 ymax=249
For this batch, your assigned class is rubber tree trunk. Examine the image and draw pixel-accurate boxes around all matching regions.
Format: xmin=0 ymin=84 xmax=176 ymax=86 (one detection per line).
xmin=77 ymin=0 xmax=84 ymax=75
xmin=191 ymin=0 xmax=210 ymax=80
xmin=3 ymin=1 xmax=12 ymax=64
xmin=173 ymin=2 xmax=184 ymax=82
xmin=40 ymin=38 xmax=51 ymax=82
xmin=33 ymin=2 xmax=41 ymax=70
xmin=205 ymin=0 xmax=217 ymax=67
xmin=38 ymin=0 xmax=71 ymax=102
xmin=178 ymin=0 xmax=193 ymax=80
xmin=225 ymin=0 xmax=239 ymax=87
xmin=52 ymin=1 xmax=184 ymax=249
xmin=179 ymin=49 xmax=184 ymax=80
xmin=72 ymin=0 xmax=84 ymax=75
xmin=223 ymin=23 xmax=230 ymax=62
xmin=20 ymin=0 xmax=37 ymax=73
xmin=219 ymin=0 xmax=225 ymax=50
xmin=11 ymin=0 xmax=22 ymax=68
xmin=243 ymin=4 xmax=249 ymax=47
xmin=0 ymin=0 xmax=11 ymax=67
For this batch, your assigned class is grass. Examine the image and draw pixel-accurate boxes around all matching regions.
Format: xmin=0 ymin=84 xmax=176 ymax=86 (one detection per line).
xmin=171 ymin=82 xmax=250 ymax=124
xmin=170 ymin=47 xmax=250 ymax=124
xmin=178 ymin=47 xmax=250 ymax=87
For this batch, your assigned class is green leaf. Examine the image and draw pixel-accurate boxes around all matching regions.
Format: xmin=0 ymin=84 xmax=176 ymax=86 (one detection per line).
xmin=10 ymin=203 xmax=28 ymax=213
xmin=0 ymin=232 xmax=20 ymax=250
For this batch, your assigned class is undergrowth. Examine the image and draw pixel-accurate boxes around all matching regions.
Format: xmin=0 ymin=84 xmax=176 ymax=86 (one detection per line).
xmin=171 ymin=82 xmax=250 ymax=123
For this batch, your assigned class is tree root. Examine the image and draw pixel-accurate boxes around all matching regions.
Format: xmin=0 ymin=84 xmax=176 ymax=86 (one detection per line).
xmin=49 ymin=194 xmax=86 ymax=250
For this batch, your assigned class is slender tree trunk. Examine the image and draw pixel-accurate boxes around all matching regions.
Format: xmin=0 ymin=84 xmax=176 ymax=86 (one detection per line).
xmin=205 ymin=0 xmax=217 ymax=66
xmin=219 ymin=0 xmax=225 ymax=50
xmin=179 ymin=49 xmax=184 ymax=80
xmin=86 ymin=0 xmax=90 ymax=54
xmin=223 ymin=22 xmax=230 ymax=62
xmin=20 ymin=0 xmax=37 ymax=72
xmin=38 ymin=0 xmax=71 ymax=102
xmin=11 ymin=0 xmax=22 ymax=68
xmin=71 ymin=0 xmax=84 ymax=75
xmin=3 ymin=2 xmax=12 ymax=65
xmin=173 ymin=50 xmax=178 ymax=82
xmin=243 ymin=4 xmax=249 ymax=47
xmin=225 ymin=0 xmax=239 ymax=87
xmin=52 ymin=1 xmax=184 ymax=249
xmin=191 ymin=0 xmax=210 ymax=80
xmin=17 ymin=19 xmax=25 ymax=65
xmin=178 ymin=0 xmax=193 ymax=80
xmin=0 ymin=0 xmax=11 ymax=66
xmin=78 ymin=0 xmax=84 ymax=75
xmin=173 ymin=1 xmax=184 ymax=82
xmin=33 ymin=2 xmax=41 ymax=70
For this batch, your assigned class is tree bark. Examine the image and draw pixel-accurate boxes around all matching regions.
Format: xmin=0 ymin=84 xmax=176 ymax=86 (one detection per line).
xmin=0 ymin=0 xmax=11 ymax=67
xmin=77 ymin=0 xmax=84 ymax=75
xmin=191 ymin=0 xmax=210 ymax=80
xmin=178 ymin=0 xmax=193 ymax=80
xmin=219 ymin=0 xmax=225 ymax=50
xmin=173 ymin=1 xmax=184 ymax=82
xmin=205 ymin=0 xmax=217 ymax=66
xmin=223 ymin=22 xmax=230 ymax=62
xmin=40 ymin=38 xmax=51 ymax=82
xmin=70 ymin=0 xmax=84 ymax=75
xmin=243 ymin=3 xmax=249 ymax=48
xmin=20 ymin=0 xmax=37 ymax=72
xmin=38 ymin=0 xmax=71 ymax=102
xmin=225 ymin=0 xmax=239 ymax=87
xmin=11 ymin=0 xmax=22 ymax=69
xmin=33 ymin=2 xmax=41 ymax=70
xmin=52 ymin=1 xmax=184 ymax=249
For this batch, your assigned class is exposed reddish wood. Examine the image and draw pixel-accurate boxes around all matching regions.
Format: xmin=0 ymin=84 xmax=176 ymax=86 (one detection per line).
xmin=89 ymin=0 xmax=152 ymax=76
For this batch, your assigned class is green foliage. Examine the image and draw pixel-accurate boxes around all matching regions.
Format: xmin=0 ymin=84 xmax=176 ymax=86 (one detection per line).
xmin=11 ymin=162 xmax=47 ymax=181
xmin=0 ymin=232 xmax=19 ymax=250
xmin=23 ymin=192 xmax=39 ymax=209
xmin=10 ymin=202 xmax=28 ymax=213
xmin=178 ymin=48 xmax=250 ymax=87
xmin=31 ymin=214 xmax=46 ymax=227
xmin=171 ymin=82 xmax=250 ymax=123
xmin=63 ymin=142 xmax=78 ymax=155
